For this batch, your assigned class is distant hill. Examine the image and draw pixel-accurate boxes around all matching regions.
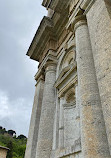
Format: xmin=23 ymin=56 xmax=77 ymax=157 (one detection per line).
xmin=0 ymin=126 xmax=27 ymax=158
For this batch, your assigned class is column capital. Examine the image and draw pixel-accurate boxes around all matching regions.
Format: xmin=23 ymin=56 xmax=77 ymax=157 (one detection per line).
xmin=38 ymin=50 xmax=57 ymax=74
xmin=44 ymin=60 xmax=57 ymax=73
xmin=73 ymin=15 xmax=87 ymax=32
xmin=35 ymin=69 xmax=45 ymax=86
xmin=38 ymin=50 xmax=57 ymax=71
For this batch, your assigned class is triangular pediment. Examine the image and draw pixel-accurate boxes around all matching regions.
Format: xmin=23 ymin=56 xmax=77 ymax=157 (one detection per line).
xmin=55 ymin=62 xmax=77 ymax=88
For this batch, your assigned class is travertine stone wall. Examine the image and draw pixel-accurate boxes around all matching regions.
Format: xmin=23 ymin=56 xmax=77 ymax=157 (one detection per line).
xmin=75 ymin=15 xmax=110 ymax=157
xmin=47 ymin=8 xmax=54 ymax=18
xmin=86 ymin=0 xmax=111 ymax=153
xmin=36 ymin=62 xmax=56 ymax=158
xmin=25 ymin=77 xmax=44 ymax=158
xmin=25 ymin=0 xmax=111 ymax=157
xmin=64 ymin=103 xmax=80 ymax=147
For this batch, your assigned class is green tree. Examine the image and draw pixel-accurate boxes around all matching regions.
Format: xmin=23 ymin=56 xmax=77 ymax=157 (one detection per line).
xmin=7 ymin=130 xmax=16 ymax=137
xmin=7 ymin=141 xmax=13 ymax=158
xmin=17 ymin=135 xmax=27 ymax=140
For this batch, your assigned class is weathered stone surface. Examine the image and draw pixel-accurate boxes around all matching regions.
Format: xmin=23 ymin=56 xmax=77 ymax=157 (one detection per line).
xmin=24 ymin=77 xmax=44 ymax=158
xmin=86 ymin=0 xmax=111 ymax=154
xmin=25 ymin=0 xmax=111 ymax=157
xmin=35 ymin=62 xmax=57 ymax=158
xmin=75 ymin=16 xmax=110 ymax=157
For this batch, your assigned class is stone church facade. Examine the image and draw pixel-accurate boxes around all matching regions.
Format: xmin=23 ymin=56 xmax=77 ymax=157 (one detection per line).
xmin=25 ymin=0 xmax=111 ymax=157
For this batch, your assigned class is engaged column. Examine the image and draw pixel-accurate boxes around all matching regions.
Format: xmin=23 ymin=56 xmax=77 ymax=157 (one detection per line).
xmin=36 ymin=61 xmax=57 ymax=158
xmin=74 ymin=15 xmax=110 ymax=157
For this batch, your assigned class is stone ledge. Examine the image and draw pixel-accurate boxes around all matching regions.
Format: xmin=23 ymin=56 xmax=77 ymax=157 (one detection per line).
xmin=55 ymin=62 xmax=77 ymax=89
xmin=51 ymin=137 xmax=81 ymax=158
xmin=27 ymin=16 xmax=55 ymax=61
xmin=43 ymin=0 xmax=71 ymax=13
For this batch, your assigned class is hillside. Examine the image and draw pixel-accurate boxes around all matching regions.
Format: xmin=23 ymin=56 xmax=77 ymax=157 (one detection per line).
xmin=0 ymin=126 xmax=27 ymax=158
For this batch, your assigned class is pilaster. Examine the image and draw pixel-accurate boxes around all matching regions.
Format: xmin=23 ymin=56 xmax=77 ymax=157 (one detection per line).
xmin=25 ymin=72 xmax=45 ymax=158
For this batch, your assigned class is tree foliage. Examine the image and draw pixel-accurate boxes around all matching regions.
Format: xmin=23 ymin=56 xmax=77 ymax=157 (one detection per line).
xmin=7 ymin=130 xmax=16 ymax=137
xmin=17 ymin=135 xmax=27 ymax=140
xmin=0 ymin=126 xmax=27 ymax=158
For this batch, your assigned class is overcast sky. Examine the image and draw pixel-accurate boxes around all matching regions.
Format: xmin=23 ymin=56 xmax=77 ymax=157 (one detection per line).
xmin=0 ymin=0 xmax=47 ymax=136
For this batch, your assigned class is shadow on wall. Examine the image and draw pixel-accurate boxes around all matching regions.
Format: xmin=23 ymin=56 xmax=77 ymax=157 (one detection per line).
xmin=104 ymin=0 xmax=111 ymax=19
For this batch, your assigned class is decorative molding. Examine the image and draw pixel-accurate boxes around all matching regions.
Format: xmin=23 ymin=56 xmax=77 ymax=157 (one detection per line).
xmin=74 ymin=15 xmax=87 ymax=31
xmin=80 ymin=0 xmax=96 ymax=14
xmin=56 ymin=137 xmax=81 ymax=158
xmin=58 ymin=75 xmax=77 ymax=98
xmin=35 ymin=50 xmax=57 ymax=77
xmin=66 ymin=0 xmax=96 ymax=32
xmin=35 ymin=69 xmax=45 ymax=82
xmin=39 ymin=50 xmax=57 ymax=70
xmin=63 ymin=101 xmax=76 ymax=109
xmin=42 ymin=0 xmax=51 ymax=8
xmin=34 ymin=50 xmax=57 ymax=82
xmin=27 ymin=10 xmax=69 ymax=62
xmin=27 ymin=16 xmax=56 ymax=61
xmin=55 ymin=62 xmax=77 ymax=89
xmin=44 ymin=0 xmax=72 ymax=13
xmin=29 ymin=0 xmax=96 ymax=62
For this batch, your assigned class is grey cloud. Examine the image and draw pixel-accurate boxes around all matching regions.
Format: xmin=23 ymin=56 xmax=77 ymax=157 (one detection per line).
xmin=0 ymin=0 xmax=47 ymax=135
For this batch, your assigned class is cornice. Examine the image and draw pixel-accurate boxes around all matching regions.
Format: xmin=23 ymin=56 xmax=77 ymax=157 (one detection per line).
xmin=27 ymin=9 xmax=69 ymax=62
xmin=42 ymin=0 xmax=51 ymax=8
xmin=42 ymin=0 xmax=95 ymax=14
xmin=66 ymin=0 xmax=96 ymax=31
xmin=27 ymin=16 xmax=56 ymax=61
xmin=48 ymin=0 xmax=72 ymax=13
xmin=28 ymin=1 xmax=94 ymax=63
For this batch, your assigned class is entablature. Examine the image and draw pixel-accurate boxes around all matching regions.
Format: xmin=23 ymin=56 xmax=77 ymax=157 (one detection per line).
xmin=67 ymin=0 xmax=96 ymax=31
xmin=35 ymin=50 xmax=57 ymax=81
xmin=27 ymin=16 xmax=56 ymax=61
xmin=43 ymin=0 xmax=95 ymax=15
xmin=42 ymin=0 xmax=72 ymax=13
xmin=42 ymin=0 xmax=51 ymax=8
xmin=27 ymin=0 xmax=96 ymax=63
xmin=27 ymin=9 xmax=69 ymax=62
